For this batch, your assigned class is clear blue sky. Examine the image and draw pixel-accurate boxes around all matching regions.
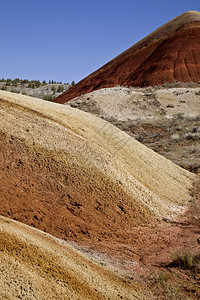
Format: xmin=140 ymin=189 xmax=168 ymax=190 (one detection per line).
xmin=0 ymin=0 xmax=199 ymax=84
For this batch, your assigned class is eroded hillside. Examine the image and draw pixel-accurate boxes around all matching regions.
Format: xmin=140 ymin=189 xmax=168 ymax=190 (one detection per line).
xmin=0 ymin=90 xmax=199 ymax=298
xmin=54 ymin=11 xmax=200 ymax=103
xmin=0 ymin=215 xmax=149 ymax=299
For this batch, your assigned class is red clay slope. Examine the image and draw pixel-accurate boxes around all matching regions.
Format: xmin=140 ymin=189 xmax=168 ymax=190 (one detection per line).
xmin=54 ymin=11 xmax=200 ymax=104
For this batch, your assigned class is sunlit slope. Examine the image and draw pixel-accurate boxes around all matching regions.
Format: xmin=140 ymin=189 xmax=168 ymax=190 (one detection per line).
xmin=0 ymin=215 xmax=147 ymax=299
xmin=0 ymin=91 xmax=195 ymax=241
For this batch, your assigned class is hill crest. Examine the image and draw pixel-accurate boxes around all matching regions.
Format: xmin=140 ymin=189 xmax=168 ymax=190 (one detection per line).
xmin=54 ymin=10 xmax=200 ymax=104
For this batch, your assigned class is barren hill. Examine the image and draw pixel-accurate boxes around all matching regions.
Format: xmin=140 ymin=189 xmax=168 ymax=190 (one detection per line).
xmin=0 ymin=90 xmax=194 ymax=231
xmin=0 ymin=90 xmax=195 ymax=237
xmin=0 ymin=91 xmax=199 ymax=298
xmin=65 ymin=84 xmax=200 ymax=173
xmin=54 ymin=11 xmax=200 ymax=104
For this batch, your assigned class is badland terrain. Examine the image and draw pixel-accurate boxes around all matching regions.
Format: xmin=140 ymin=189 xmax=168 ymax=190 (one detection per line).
xmin=1 ymin=10 xmax=200 ymax=299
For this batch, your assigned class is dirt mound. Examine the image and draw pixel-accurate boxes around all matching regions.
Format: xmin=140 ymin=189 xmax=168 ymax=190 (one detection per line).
xmin=0 ymin=215 xmax=148 ymax=299
xmin=0 ymin=91 xmax=194 ymax=238
xmin=0 ymin=91 xmax=198 ymax=298
xmin=0 ymin=90 xmax=195 ymax=253
xmin=54 ymin=11 xmax=200 ymax=104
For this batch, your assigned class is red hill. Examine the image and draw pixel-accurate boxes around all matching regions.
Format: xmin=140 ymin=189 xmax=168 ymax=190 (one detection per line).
xmin=54 ymin=11 xmax=200 ymax=104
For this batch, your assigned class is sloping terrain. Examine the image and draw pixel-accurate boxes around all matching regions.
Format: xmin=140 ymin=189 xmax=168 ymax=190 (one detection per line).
xmin=66 ymin=85 xmax=200 ymax=121
xmin=0 ymin=215 xmax=147 ymax=299
xmin=0 ymin=91 xmax=198 ymax=298
xmin=54 ymin=10 xmax=200 ymax=104
xmin=66 ymin=85 xmax=200 ymax=173
xmin=0 ymin=79 xmax=70 ymax=101
xmin=0 ymin=90 xmax=194 ymax=231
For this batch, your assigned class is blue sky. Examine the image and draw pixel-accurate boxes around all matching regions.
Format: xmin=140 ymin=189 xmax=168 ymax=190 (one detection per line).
xmin=0 ymin=0 xmax=199 ymax=83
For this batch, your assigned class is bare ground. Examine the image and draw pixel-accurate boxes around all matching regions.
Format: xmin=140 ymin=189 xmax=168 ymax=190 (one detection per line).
xmin=0 ymin=90 xmax=199 ymax=299
xmin=67 ymin=86 xmax=200 ymax=174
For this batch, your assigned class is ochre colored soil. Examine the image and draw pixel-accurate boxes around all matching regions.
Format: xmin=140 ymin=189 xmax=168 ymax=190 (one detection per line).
xmin=0 ymin=216 xmax=147 ymax=299
xmin=0 ymin=91 xmax=198 ymax=298
xmin=0 ymin=91 xmax=194 ymax=222
xmin=0 ymin=131 xmax=154 ymax=246
xmin=54 ymin=11 xmax=200 ymax=104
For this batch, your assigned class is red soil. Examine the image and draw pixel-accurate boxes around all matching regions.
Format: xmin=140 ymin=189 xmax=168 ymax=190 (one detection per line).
xmin=54 ymin=11 xmax=200 ymax=104
xmin=0 ymin=132 xmax=154 ymax=248
xmin=1 ymin=131 xmax=199 ymax=275
xmin=0 ymin=95 xmax=199 ymax=298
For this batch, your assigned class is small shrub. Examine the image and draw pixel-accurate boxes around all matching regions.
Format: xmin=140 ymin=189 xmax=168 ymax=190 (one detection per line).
xmin=190 ymin=176 xmax=200 ymax=197
xmin=57 ymin=85 xmax=64 ymax=93
xmin=174 ymin=113 xmax=184 ymax=120
xmin=189 ymin=147 xmax=197 ymax=154
xmin=10 ymin=89 xmax=19 ymax=94
xmin=170 ymin=251 xmax=200 ymax=272
xmin=166 ymin=104 xmax=175 ymax=108
xmin=185 ymin=132 xmax=199 ymax=140
xmin=158 ymin=272 xmax=170 ymax=283
xmin=51 ymin=86 xmax=56 ymax=94
xmin=28 ymin=83 xmax=35 ymax=89
xmin=43 ymin=95 xmax=54 ymax=101
xmin=135 ymin=134 xmax=144 ymax=142
xmin=35 ymin=80 xmax=41 ymax=88
xmin=186 ymin=81 xmax=195 ymax=88
xmin=171 ymin=133 xmax=179 ymax=140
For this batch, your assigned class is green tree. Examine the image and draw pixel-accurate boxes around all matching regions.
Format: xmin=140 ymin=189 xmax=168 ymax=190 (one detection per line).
xmin=13 ymin=79 xmax=18 ymax=87
xmin=6 ymin=79 xmax=11 ymax=86
xmin=43 ymin=95 xmax=54 ymax=101
xmin=57 ymin=85 xmax=64 ymax=93
xmin=35 ymin=80 xmax=41 ymax=88
xmin=51 ymin=86 xmax=56 ymax=94
xmin=23 ymin=79 xmax=29 ymax=84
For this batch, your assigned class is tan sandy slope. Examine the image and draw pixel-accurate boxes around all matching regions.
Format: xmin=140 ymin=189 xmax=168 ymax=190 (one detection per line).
xmin=0 ymin=215 xmax=147 ymax=299
xmin=66 ymin=86 xmax=200 ymax=121
xmin=0 ymin=90 xmax=195 ymax=221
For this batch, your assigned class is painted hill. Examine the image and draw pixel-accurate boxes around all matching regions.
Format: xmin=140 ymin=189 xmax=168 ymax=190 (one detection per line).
xmin=54 ymin=11 xmax=200 ymax=104
xmin=0 ymin=90 xmax=194 ymax=240
xmin=0 ymin=215 xmax=147 ymax=299
xmin=0 ymin=91 xmax=198 ymax=298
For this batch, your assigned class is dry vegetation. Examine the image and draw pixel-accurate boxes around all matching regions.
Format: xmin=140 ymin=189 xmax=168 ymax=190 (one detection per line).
xmin=0 ymin=77 xmax=73 ymax=101
xmin=67 ymin=84 xmax=200 ymax=174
